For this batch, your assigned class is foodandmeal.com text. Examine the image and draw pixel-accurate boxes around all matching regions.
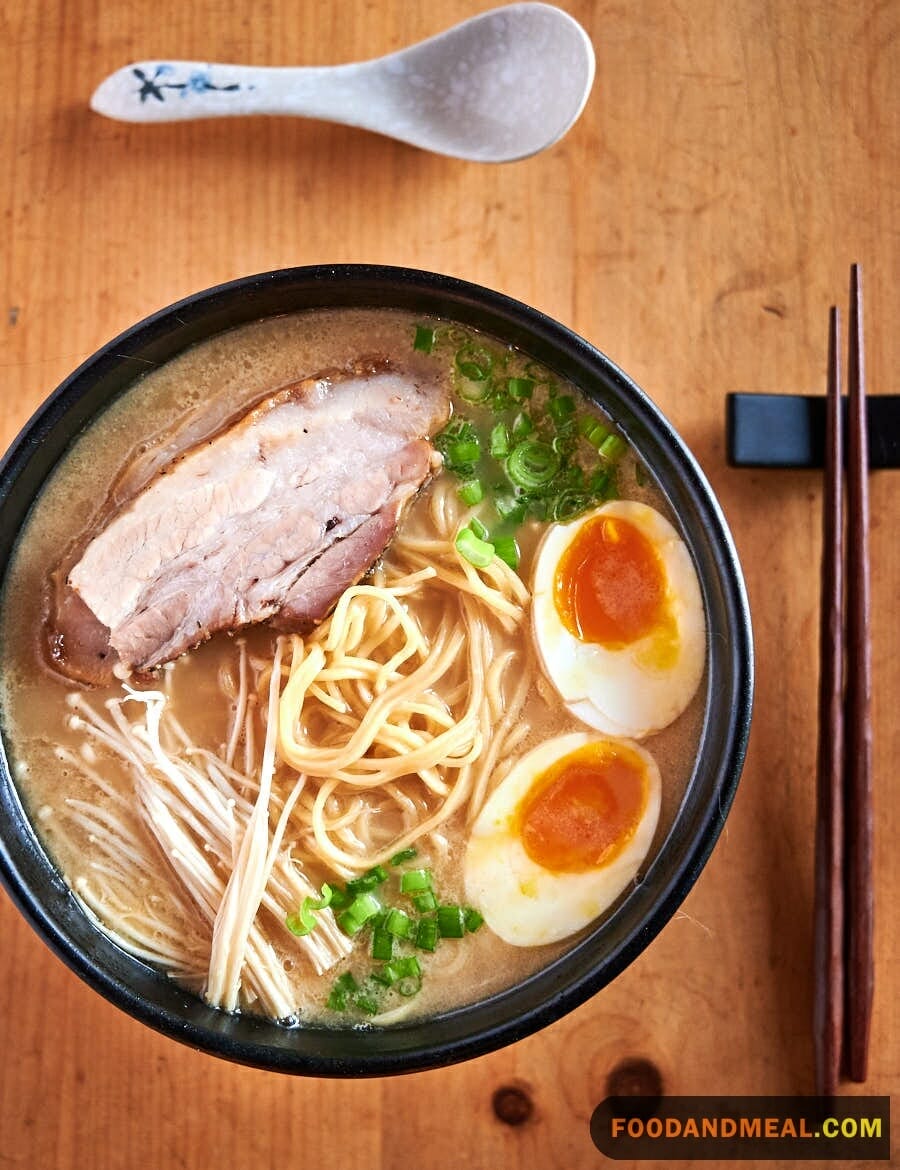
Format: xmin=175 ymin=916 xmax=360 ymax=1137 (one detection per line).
xmin=590 ymin=1095 xmax=890 ymax=1160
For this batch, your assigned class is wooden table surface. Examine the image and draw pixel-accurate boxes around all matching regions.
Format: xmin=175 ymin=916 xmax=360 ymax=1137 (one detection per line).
xmin=2 ymin=2 xmax=897 ymax=1167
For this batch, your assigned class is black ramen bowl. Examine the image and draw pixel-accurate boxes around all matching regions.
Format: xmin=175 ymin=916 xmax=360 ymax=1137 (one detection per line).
xmin=0 ymin=264 xmax=753 ymax=1076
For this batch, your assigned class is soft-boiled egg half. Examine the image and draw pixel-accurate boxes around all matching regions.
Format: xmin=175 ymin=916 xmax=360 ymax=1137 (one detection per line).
xmin=464 ymin=732 xmax=661 ymax=946
xmin=531 ymin=500 xmax=706 ymax=739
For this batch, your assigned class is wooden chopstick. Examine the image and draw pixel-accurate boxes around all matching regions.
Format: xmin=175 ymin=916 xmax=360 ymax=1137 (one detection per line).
xmin=844 ymin=262 xmax=873 ymax=1083
xmin=813 ymin=304 xmax=844 ymax=1097
xmin=813 ymin=264 xmax=873 ymax=1095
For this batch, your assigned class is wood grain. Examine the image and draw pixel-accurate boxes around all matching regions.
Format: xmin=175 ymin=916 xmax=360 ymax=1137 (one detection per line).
xmin=2 ymin=2 xmax=897 ymax=1167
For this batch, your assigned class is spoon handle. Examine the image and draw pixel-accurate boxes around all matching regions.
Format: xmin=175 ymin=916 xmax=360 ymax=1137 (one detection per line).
xmin=90 ymin=61 xmax=381 ymax=125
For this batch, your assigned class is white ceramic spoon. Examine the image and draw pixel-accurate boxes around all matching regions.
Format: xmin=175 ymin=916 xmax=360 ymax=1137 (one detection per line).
xmin=90 ymin=4 xmax=595 ymax=163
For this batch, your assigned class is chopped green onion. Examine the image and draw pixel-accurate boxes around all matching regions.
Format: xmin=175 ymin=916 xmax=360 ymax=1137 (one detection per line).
xmin=338 ymin=891 xmax=382 ymax=936
xmin=464 ymin=906 xmax=484 ymax=933
xmin=327 ymin=971 xmax=358 ymax=1011
xmin=413 ymin=324 xmax=435 ymax=353
xmin=381 ymin=955 xmax=421 ymax=984
xmin=469 ymin=516 xmax=489 ymax=541
xmin=415 ymin=917 xmax=439 ymax=952
xmin=354 ymin=991 xmax=381 ymax=1015
xmin=599 ymin=433 xmax=628 ymax=462
xmin=400 ymin=868 xmax=433 ymax=894
xmin=579 ymin=415 xmax=610 ymax=449
xmin=285 ymin=905 xmax=317 ymax=937
xmin=634 ymin=461 xmax=647 ymax=487
xmin=551 ymin=432 xmax=576 ymax=457
xmin=346 ymin=865 xmax=387 ymax=894
xmin=437 ymin=905 xmax=466 ymax=939
xmin=383 ymin=908 xmax=413 ymax=938
xmin=495 ymin=494 xmax=528 ymax=525
xmin=455 ymin=526 xmax=495 ymax=568
xmin=434 ymin=420 xmax=479 ymax=475
xmin=389 ymin=956 xmax=423 ymax=997
xmin=457 ymin=377 xmax=493 ymax=404
xmin=506 ymin=440 xmax=561 ymax=490
xmin=322 ymin=847 xmax=483 ymax=1013
xmin=447 ymin=438 xmax=481 ymax=466
xmin=437 ymin=418 xmax=476 ymax=442
xmin=490 ymin=421 xmax=510 ymax=458
xmin=285 ymin=883 xmax=335 ymax=936
xmin=552 ymin=491 xmax=592 ymax=522
xmin=590 ymin=468 xmax=617 ymax=500
xmin=557 ymin=461 xmax=586 ymax=490
xmin=327 ymin=885 xmax=352 ymax=911
xmin=457 ymin=479 xmax=484 ymax=506
xmin=508 ymin=376 xmax=534 ymax=400
xmin=492 ymin=536 xmax=520 ymax=570
xmin=487 ymin=389 xmax=513 ymax=413
xmin=377 ymin=955 xmax=422 ymax=997
xmin=371 ymin=928 xmax=394 ymax=961
xmin=455 ymin=342 xmax=493 ymax=382
xmin=511 ymin=410 xmax=534 ymax=440
xmin=548 ymin=394 xmax=576 ymax=425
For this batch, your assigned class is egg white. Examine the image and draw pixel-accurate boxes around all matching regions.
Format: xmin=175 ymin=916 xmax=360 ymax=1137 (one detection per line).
xmin=463 ymin=732 xmax=661 ymax=947
xmin=531 ymin=500 xmax=706 ymax=739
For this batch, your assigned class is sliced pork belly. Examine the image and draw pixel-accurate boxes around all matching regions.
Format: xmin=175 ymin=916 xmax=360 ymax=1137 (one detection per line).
xmin=45 ymin=575 xmax=117 ymax=687
xmin=61 ymin=360 xmax=448 ymax=677
xmin=274 ymin=495 xmax=409 ymax=630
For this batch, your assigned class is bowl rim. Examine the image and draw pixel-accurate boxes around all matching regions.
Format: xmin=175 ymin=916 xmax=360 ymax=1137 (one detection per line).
xmin=0 ymin=263 xmax=753 ymax=1076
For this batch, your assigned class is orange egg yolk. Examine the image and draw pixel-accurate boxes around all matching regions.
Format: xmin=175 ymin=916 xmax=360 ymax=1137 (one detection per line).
xmin=516 ymin=741 xmax=648 ymax=873
xmin=553 ymin=514 xmax=668 ymax=647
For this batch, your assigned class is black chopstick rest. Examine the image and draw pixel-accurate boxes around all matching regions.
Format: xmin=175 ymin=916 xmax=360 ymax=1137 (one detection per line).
xmin=726 ymin=393 xmax=900 ymax=469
